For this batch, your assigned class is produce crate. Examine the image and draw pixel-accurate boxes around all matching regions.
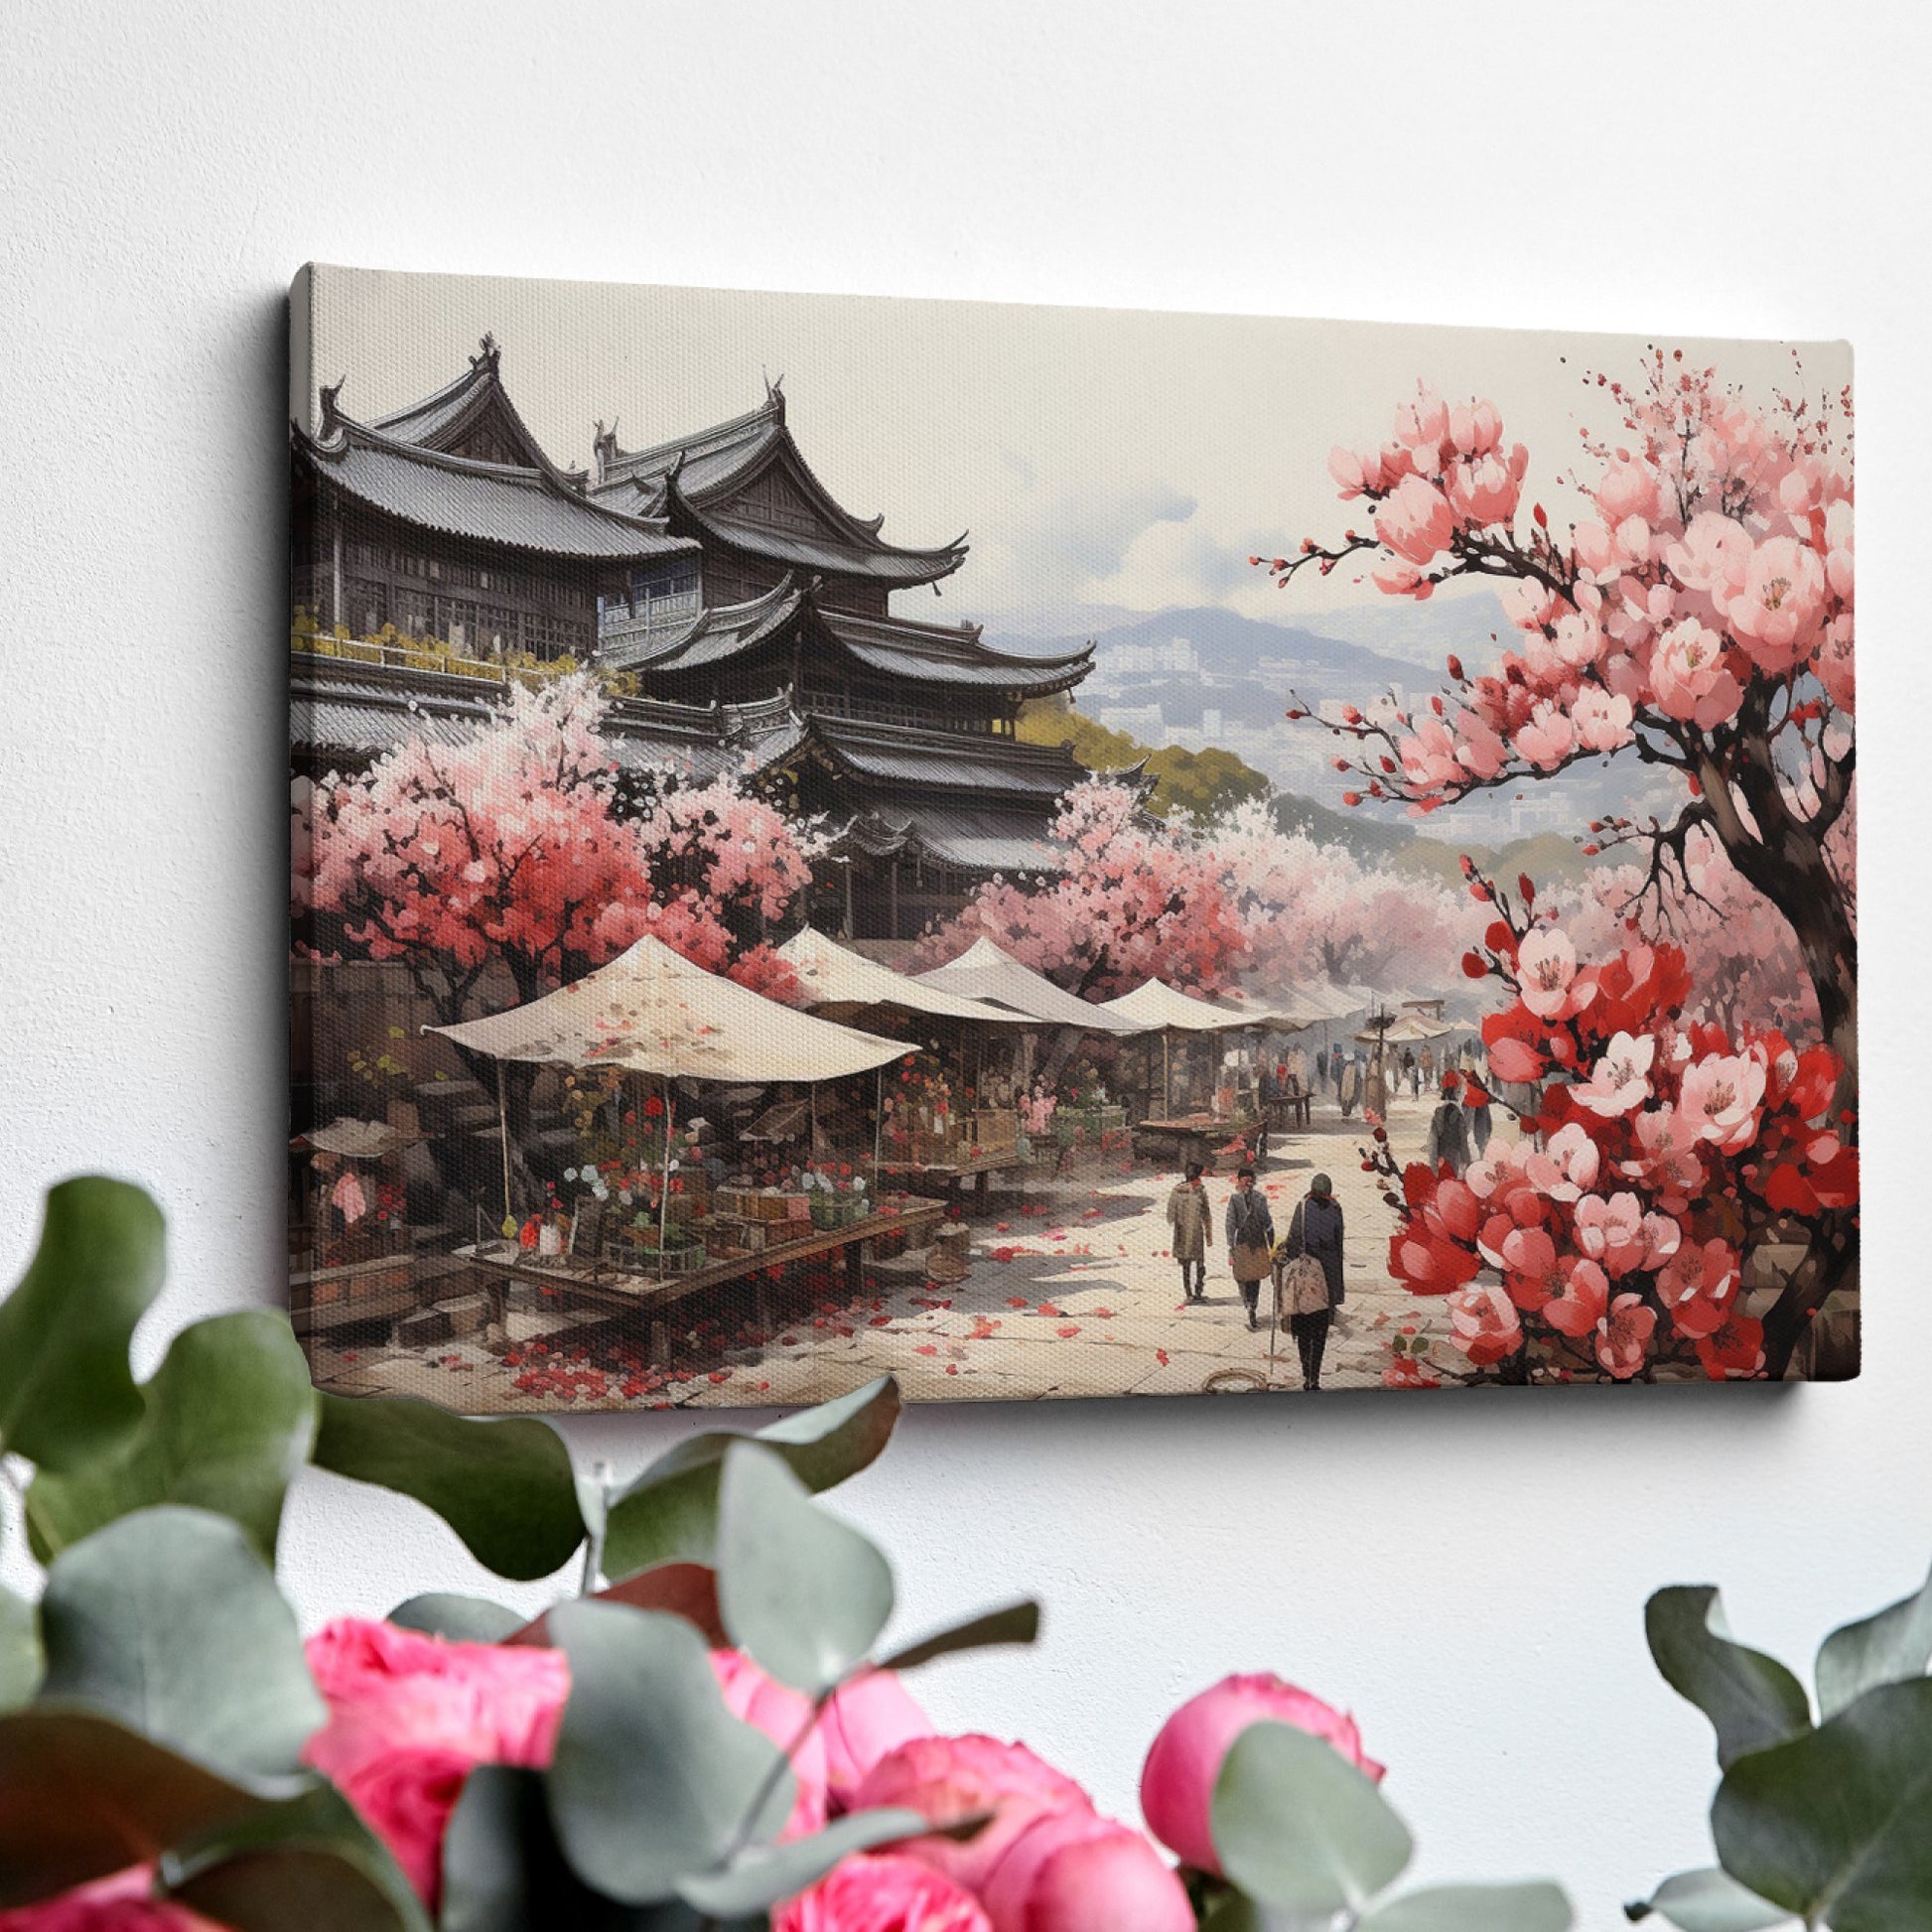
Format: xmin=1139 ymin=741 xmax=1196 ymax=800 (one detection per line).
xmin=808 ymin=1192 xmax=872 ymax=1231
xmin=973 ymin=1109 xmax=1019 ymax=1154
xmin=635 ymin=1239 xmax=708 ymax=1278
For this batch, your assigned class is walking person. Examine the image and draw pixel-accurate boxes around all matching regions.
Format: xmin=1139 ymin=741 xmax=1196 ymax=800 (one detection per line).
xmin=1165 ymin=1161 xmax=1212 ymax=1303
xmin=1463 ymin=1078 xmax=1494 ymax=1160
xmin=1280 ymin=1173 xmax=1345 ymax=1391
xmin=1225 ymin=1166 xmax=1276 ymax=1331
xmin=1427 ymin=1074 xmax=1473 ymax=1176
xmin=1339 ymin=1053 xmax=1361 ymax=1119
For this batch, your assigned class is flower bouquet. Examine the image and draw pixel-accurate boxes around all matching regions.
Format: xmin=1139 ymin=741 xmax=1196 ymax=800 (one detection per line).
xmin=6 ymin=1180 xmax=1930 ymax=1929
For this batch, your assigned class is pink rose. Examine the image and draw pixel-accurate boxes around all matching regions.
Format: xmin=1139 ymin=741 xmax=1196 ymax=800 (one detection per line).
xmin=0 ymin=1869 xmax=222 ymax=1931
xmin=819 ymin=1669 xmax=935 ymax=1812
xmin=775 ymin=1853 xmax=991 ymax=1932
xmin=711 ymin=1648 xmax=830 ymax=1839
xmin=301 ymin=1618 xmax=570 ymax=1906
xmin=851 ymin=1736 xmax=1091 ymax=1899
xmin=977 ymin=1811 xmax=1192 ymax=1932
xmin=1140 ymin=1675 xmax=1385 ymax=1875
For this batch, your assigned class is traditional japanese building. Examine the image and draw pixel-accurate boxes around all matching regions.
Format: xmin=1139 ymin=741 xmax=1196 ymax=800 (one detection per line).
xmin=292 ymin=343 xmax=1123 ymax=943
xmin=291 ymin=336 xmax=697 ymax=660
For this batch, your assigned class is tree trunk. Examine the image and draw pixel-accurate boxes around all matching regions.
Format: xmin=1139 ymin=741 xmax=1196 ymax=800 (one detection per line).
xmin=1759 ymin=1211 xmax=1859 ymax=1381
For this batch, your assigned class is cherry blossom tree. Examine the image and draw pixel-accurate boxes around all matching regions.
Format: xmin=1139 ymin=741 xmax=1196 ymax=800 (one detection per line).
xmin=294 ymin=673 xmax=818 ymax=1153
xmin=915 ymin=780 xmax=1253 ymax=999
xmin=1265 ymin=352 xmax=1856 ymax=1088
xmin=1370 ymin=868 xmax=1856 ymax=1382
xmin=1211 ymin=801 xmax=1469 ymax=998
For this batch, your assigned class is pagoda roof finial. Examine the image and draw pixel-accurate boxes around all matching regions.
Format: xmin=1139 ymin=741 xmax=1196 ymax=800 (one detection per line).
xmin=471 ymin=333 xmax=500 ymax=373
xmin=318 ymin=375 xmax=347 ymax=436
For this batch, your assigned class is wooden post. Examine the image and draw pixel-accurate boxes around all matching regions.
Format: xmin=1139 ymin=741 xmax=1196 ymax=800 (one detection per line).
xmin=495 ymin=1061 xmax=512 ymax=1230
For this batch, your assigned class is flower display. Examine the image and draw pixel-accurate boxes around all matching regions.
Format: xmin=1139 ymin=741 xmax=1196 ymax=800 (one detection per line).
xmin=1141 ymin=1674 xmax=1385 ymax=1876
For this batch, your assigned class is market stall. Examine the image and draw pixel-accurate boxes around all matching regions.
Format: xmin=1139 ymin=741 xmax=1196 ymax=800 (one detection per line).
xmin=913 ymin=937 xmax=1150 ymax=1156
xmin=1098 ymin=978 xmax=1300 ymax=1169
xmin=427 ymin=935 xmax=942 ymax=1353
xmin=778 ymin=928 xmax=1032 ymax=1197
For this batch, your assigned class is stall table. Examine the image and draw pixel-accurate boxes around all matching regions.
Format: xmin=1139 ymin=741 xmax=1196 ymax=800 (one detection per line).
xmin=455 ymin=1194 xmax=948 ymax=1359
xmin=1132 ymin=1112 xmax=1260 ymax=1173
xmin=873 ymin=1144 xmax=1022 ymax=1204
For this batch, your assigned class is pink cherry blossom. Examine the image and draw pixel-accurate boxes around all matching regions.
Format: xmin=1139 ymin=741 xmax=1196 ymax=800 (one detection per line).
xmin=1445 ymin=1279 xmax=1524 ymax=1366
xmin=1571 ymin=1032 xmax=1655 ymax=1116
xmin=1726 ymin=535 xmax=1828 ymax=672
xmin=1514 ymin=700 xmax=1580 ymax=770
xmin=1516 ymin=928 xmax=1580 ymax=1020
xmin=1573 ymin=688 xmax=1636 ymax=755
xmin=1542 ymin=1257 xmax=1609 ymax=1338
xmin=1594 ymin=1293 xmax=1658 ymax=1380
xmin=1658 ymin=1238 xmax=1743 ymax=1338
xmin=1374 ymin=474 xmax=1457 ymax=566
xmin=1676 ymin=1051 xmax=1768 ymax=1153
xmin=1523 ymin=1121 xmax=1600 ymax=1200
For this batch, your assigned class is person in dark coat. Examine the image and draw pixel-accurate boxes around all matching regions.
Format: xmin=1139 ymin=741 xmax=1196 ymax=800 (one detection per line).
xmin=1224 ymin=1167 xmax=1277 ymax=1331
xmin=1282 ymin=1172 xmax=1345 ymax=1390
xmin=1427 ymin=1074 xmax=1472 ymax=1176
xmin=1463 ymin=1079 xmax=1494 ymax=1160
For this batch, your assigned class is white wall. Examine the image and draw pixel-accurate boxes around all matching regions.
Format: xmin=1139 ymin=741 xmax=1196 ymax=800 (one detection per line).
xmin=0 ymin=5 xmax=1924 ymax=1922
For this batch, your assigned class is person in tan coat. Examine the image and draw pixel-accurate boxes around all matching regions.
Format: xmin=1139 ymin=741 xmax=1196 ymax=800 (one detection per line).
xmin=1165 ymin=1161 xmax=1212 ymax=1302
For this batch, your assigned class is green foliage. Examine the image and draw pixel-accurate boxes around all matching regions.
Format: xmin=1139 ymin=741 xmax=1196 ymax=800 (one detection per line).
xmin=37 ymin=1507 xmax=325 ymax=1780
xmin=1644 ymin=1587 xmax=1814 ymax=1770
xmin=1017 ymin=702 xmax=1270 ymax=822
xmin=602 ymin=1373 xmax=898 ymax=1579
xmin=312 ymin=1391 xmax=585 ymax=1581
xmin=1636 ymin=1566 xmax=1932 ymax=1929
xmin=27 ymin=1311 xmax=317 ymax=1564
xmin=716 ymin=1443 xmax=895 ymax=1696
xmin=0 ymin=1176 xmax=164 ymax=1471
xmin=543 ymin=1601 xmax=792 ymax=1905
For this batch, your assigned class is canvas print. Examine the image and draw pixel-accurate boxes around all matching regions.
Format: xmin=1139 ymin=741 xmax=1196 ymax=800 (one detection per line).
xmin=289 ymin=266 xmax=1858 ymax=1409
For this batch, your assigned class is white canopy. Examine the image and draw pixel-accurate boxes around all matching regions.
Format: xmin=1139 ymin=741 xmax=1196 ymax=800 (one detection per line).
xmin=1355 ymin=1011 xmax=1456 ymax=1044
xmin=428 ymin=934 xmax=910 ymax=1083
xmin=912 ymin=937 xmax=1151 ymax=1035
xmin=777 ymin=928 xmax=1031 ymax=1025
xmin=1098 ymin=978 xmax=1294 ymax=1035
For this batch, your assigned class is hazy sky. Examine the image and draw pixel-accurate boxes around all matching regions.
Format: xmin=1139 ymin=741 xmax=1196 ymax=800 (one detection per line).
xmin=304 ymin=265 xmax=1849 ymax=634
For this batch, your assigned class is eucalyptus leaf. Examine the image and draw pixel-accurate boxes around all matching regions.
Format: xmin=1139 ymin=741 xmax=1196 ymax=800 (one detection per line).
xmin=1626 ymin=1866 xmax=1795 ymax=1930
xmin=37 ymin=1505 xmax=325 ymax=1779
xmin=1211 ymin=1720 xmax=1412 ymax=1916
xmin=0 ymin=1176 xmax=164 ymax=1470
xmin=446 ymin=1770 xmax=759 ymax=1932
xmin=1198 ymin=1895 xmax=1271 ymax=1932
xmin=675 ymin=1806 xmax=929 ymax=1917
xmin=0 ymin=1584 xmax=40 ymax=1711
xmin=876 ymin=1599 xmax=1040 ymax=1673
xmin=1712 ymin=1677 xmax=1932 ymax=1932
xmin=1360 ymin=1879 xmax=1572 ymax=1930
xmin=1816 ymin=1561 xmax=1932 ymax=1721
xmin=510 ymin=1564 xmax=726 ymax=1650
xmin=313 ymin=1393 xmax=584 ymax=1581
xmin=544 ymin=1600 xmax=792 ymax=1904
xmin=717 ymin=1442 xmax=894 ymax=1696
xmin=1644 ymin=1587 xmax=1812 ymax=1769
xmin=0 ymin=1707 xmax=274 ymax=1909
xmin=160 ymin=1781 xmax=431 ymax=1932
xmin=388 ymin=1593 xmax=528 ymax=1643
xmin=603 ymin=1375 xmax=898 ymax=1579
xmin=27 ymin=1311 xmax=317 ymax=1564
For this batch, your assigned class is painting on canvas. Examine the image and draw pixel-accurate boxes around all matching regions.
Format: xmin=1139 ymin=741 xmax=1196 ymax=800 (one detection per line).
xmin=289 ymin=266 xmax=1857 ymax=1408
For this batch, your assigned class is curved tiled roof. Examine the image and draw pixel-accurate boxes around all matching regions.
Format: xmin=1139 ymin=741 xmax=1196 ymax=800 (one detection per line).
xmin=599 ymin=582 xmax=1093 ymax=698
xmin=294 ymin=424 xmax=697 ymax=565
xmin=592 ymin=388 xmax=967 ymax=589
